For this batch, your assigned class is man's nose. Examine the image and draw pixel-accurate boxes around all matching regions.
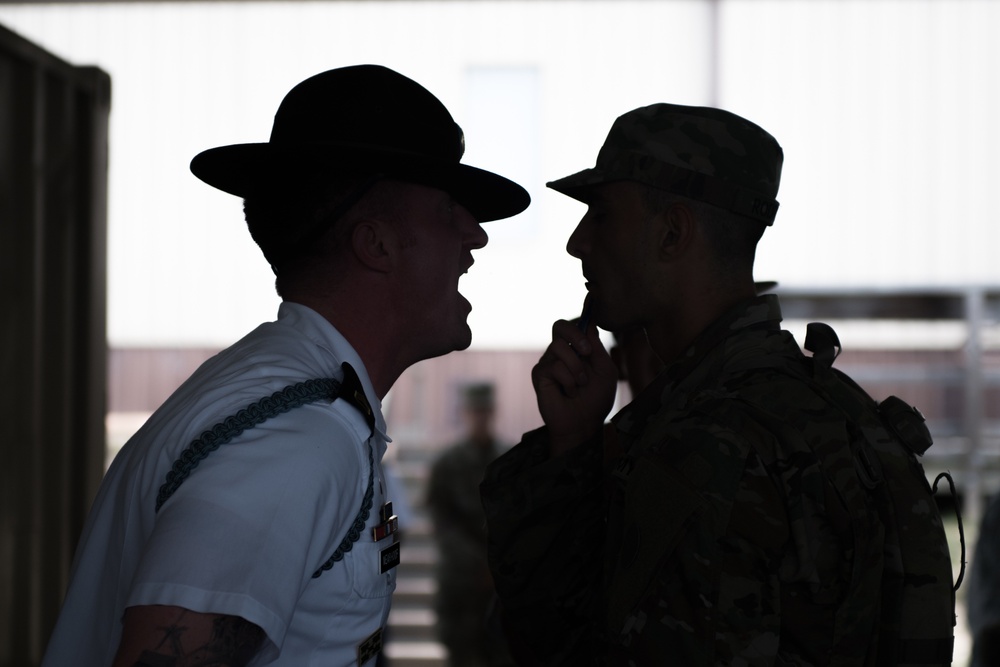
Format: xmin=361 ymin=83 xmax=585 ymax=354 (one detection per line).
xmin=566 ymin=219 xmax=587 ymax=259
xmin=461 ymin=206 xmax=488 ymax=249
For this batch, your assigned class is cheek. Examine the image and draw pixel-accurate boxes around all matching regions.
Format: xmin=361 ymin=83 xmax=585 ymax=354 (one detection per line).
xmin=594 ymin=232 xmax=636 ymax=273
xmin=412 ymin=258 xmax=457 ymax=301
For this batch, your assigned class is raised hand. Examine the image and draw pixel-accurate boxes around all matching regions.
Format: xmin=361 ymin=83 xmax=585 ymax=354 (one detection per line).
xmin=531 ymin=314 xmax=618 ymax=458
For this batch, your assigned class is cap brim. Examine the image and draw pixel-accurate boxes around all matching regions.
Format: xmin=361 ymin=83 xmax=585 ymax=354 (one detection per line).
xmin=191 ymin=143 xmax=530 ymax=223
xmin=754 ymin=281 xmax=778 ymax=294
xmin=546 ymin=167 xmax=613 ymax=203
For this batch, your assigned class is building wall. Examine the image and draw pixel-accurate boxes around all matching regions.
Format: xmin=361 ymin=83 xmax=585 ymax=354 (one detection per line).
xmin=0 ymin=1 xmax=998 ymax=352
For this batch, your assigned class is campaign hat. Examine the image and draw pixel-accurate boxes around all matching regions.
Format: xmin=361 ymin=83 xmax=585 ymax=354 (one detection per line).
xmin=190 ymin=64 xmax=530 ymax=224
xmin=548 ymin=103 xmax=782 ymax=225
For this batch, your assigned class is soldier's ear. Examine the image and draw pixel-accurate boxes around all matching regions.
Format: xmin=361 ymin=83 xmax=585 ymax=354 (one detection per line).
xmin=657 ymin=200 xmax=697 ymax=259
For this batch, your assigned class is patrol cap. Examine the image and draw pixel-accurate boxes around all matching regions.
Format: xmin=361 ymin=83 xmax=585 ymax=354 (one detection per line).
xmin=547 ymin=103 xmax=783 ymax=225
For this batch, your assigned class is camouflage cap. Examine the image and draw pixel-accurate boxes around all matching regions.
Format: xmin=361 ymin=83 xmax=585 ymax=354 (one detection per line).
xmin=547 ymin=103 xmax=783 ymax=225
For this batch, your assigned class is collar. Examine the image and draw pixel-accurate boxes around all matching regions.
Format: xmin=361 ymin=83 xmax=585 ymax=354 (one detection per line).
xmin=278 ymin=302 xmax=390 ymax=442
xmin=613 ymin=294 xmax=783 ymax=437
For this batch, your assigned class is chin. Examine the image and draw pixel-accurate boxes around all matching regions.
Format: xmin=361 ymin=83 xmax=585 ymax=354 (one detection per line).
xmin=453 ymin=325 xmax=473 ymax=352
xmin=423 ymin=324 xmax=472 ymax=360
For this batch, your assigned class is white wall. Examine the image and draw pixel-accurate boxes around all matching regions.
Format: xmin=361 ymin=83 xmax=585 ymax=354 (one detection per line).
xmin=1 ymin=0 xmax=998 ymax=348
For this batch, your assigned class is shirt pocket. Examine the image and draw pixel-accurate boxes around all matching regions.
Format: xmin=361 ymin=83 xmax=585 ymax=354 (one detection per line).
xmin=348 ymin=540 xmax=397 ymax=599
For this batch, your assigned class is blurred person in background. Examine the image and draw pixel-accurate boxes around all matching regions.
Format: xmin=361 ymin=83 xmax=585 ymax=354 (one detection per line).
xmin=427 ymin=383 xmax=514 ymax=667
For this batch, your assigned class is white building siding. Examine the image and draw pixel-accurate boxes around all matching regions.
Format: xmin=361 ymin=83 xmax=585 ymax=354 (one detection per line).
xmin=1 ymin=0 xmax=998 ymax=347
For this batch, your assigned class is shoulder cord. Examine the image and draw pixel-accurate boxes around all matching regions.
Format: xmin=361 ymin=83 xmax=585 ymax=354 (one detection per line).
xmin=312 ymin=441 xmax=374 ymax=578
xmin=154 ymin=363 xmax=377 ymax=578
xmin=155 ymin=378 xmax=342 ymax=511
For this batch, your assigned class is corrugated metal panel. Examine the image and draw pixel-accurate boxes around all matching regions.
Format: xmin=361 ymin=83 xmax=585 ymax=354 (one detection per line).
xmin=1 ymin=1 xmax=998 ymax=347
xmin=724 ymin=0 xmax=1000 ymax=288
xmin=0 ymin=0 xmax=715 ymax=348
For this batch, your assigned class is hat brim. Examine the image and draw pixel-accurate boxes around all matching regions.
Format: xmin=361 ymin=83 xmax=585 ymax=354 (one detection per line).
xmin=546 ymin=167 xmax=612 ymax=204
xmin=548 ymin=165 xmax=779 ymax=226
xmin=191 ymin=143 xmax=530 ymax=223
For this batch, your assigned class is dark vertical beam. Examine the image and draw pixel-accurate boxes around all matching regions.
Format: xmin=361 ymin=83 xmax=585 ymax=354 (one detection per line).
xmin=0 ymin=22 xmax=110 ymax=666
xmin=964 ymin=288 xmax=986 ymax=532
xmin=0 ymin=36 xmax=39 ymax=667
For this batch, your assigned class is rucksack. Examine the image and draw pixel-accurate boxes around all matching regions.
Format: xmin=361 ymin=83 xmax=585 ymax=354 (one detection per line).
xmin=736 ymin=321 xmax=962 ymax=666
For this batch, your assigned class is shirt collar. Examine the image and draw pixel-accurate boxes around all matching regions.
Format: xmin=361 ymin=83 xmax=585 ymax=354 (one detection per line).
xmin=277 ymin=302 xmax=390 ymax=441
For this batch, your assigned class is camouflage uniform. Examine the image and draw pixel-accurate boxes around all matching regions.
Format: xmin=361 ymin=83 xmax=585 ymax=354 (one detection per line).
xmin=481 ymin=295 xmax=871 ymax=665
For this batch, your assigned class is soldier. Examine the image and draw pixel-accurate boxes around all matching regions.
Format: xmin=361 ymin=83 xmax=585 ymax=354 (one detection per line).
xmin=480 ymin=104 xmax=884 ymax=665
xmin=42 ymin=65 xmax=528 ymax=667
xmin=427 ymin=383 xmax=513 ymax=667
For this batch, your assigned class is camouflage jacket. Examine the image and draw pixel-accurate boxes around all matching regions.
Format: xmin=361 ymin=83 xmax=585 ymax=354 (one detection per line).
xmin=481 ymin=296 xmax=871 ymax=666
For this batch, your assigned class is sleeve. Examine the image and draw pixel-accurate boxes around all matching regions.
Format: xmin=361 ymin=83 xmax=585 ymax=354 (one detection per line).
xmin=479 ymin=427 xmax=609 ymax=666
xmin=127 ymin=403 xmax=366 ymax=652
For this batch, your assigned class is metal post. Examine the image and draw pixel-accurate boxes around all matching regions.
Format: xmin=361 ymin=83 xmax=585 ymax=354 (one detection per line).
xmin=964 ymin=287 xmax=986 ymax=536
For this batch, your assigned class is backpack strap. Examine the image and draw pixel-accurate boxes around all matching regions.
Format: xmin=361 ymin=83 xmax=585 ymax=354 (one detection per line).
xmin=154 ymin=361 xmax=377 ymax=577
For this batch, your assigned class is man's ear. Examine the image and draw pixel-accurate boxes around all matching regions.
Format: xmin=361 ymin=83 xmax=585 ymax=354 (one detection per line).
xmin=350 ymin=218 xmax=394 ymax=272
xmin=658 ymin=201 xmax=697 ymax=259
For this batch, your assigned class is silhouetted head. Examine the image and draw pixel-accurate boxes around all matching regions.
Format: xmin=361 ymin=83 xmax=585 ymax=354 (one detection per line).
xmin=190 ymin=64 xmax=529 ymax=271
xmin=555 ymin=105 xmax=783 ymax=339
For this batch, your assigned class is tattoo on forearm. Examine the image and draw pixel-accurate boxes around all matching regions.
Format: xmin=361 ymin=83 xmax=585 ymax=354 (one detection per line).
xmin=131 ymin=610 xmax=265 ymax=667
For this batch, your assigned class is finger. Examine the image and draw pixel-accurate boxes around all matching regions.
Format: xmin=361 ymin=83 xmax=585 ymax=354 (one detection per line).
xmin=575 ymin=293 xmax=593 ymax=333
xmin=552 ymin=319 xmax=592 ymax=356
xmin=545 ymin=337 xmax=592 ymax=386
xmin=583 ymin=321 xmax=610 ymax=359
xmin=532 ymin=357 xmax=582 ymax=398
